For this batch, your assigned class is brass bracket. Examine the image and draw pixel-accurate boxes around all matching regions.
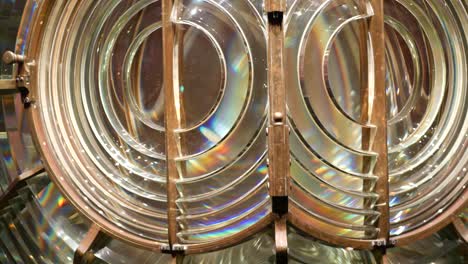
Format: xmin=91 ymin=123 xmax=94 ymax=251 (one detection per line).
xmin=16 ymin=75 xmax=31 ymax=90
xmin=73 ymin=224 xmax=109 ymax=264
xmin=274 ymin=217 xmax=288 ymax=264
xmin=2 ymin=50 xmax=32 ymax=106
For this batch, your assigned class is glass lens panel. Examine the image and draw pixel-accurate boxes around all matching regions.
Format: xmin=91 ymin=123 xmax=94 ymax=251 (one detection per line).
xmin=34 ymin=0 xmax=269 ymax=246
xmin=386 ymin=0 xmax=468 ymax=236
xmin=286 ymin=0 xmax=380 ymax=239
xmin=35 ymin=0 xmax=169 ymax=242
xmin=172 ymin=0 xmax=269 ymax=243
xmin=0 ymin=173 xmax=90 ymax=263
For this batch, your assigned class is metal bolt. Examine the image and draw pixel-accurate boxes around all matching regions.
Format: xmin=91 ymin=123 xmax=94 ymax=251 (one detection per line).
xmin=2 ymin=51 xmax=24 ymax=65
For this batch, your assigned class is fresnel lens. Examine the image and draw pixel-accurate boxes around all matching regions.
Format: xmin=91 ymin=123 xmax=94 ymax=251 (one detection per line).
xmin=0 ymin=0 xmax=465 ymax=262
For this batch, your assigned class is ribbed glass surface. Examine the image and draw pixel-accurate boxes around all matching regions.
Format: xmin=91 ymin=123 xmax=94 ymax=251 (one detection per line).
xmin=286 ymin=0 xmax=380 ymax=239
xmin=0 ymin=173 xmax=90 ymax=263
xmin=286 ymin=0 xmax=468 ymax=240
xmin=173 ymin=0 xmax=269 ymax=243
xmin=34 ymin=0 xmax=270 ymax=245
xmin=386 ymin=0 xmax=468 ymax=236
xmin=36 ymin=0 xmax=170 ymax=242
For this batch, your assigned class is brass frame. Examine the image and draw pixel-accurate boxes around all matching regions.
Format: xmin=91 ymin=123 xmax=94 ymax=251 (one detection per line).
xmin=73 ymin=223 xmax=107 ymax=264
xmin=162 ymin=0 xmax=180 ymax=252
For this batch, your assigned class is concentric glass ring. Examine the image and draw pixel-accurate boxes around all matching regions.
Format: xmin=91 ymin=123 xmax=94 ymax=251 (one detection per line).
xmin=35 ymin=0 xmax=170 ymax=244
xmin=285 ymin=0 xmax=467 ymax=242
xmin=31 ymin=0 xmax=270 ymax=248
xmin=385 ymin=0 xmax=468 ymax=236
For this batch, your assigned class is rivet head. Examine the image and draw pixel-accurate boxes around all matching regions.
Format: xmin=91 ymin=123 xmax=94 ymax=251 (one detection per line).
xmin=273 ymin=112 xmax=283 ymax=123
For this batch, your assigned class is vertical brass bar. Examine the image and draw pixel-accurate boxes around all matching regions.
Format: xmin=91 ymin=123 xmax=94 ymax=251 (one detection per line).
xmin=453 ymin=217 xmax=468 ymax=243
xmin=162 ymin=0 xmax=179 ymax=250
xmin=382 ymin=254 xmax=390 ymax=264
xmin=369 ymin=0 xmax=389 ymax=246
xmin=266 ymin=0 xmax=289 ymax=202
xmin=274 ymin=217 xmax=288 ymax=263
xmin=266 ymin=0 xmax=289 ymax=262
xmin=359 ymin=0 xmax=374 ymax=240
xmin=73 ymin=223 xmax=106 ymax=264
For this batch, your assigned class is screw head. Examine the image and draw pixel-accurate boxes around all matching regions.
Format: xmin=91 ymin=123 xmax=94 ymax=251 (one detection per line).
xmin=2 ymin=51 xmax=16 ymax=65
